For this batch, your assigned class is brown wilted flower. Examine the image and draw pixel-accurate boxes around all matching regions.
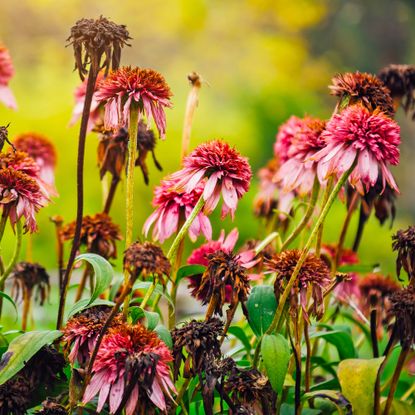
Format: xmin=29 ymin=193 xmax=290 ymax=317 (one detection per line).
xmin=378 ymin=64 xmax=415 ymax=118
xmin=392 ymin=225 xmax=415 ymax=283
xmin=329 ymin=72 xmax=394 ymax=116
xmin=389 ymin=286 xmax=415 ymax=348
xmin=265 ymin=250 xmax=331 ymax=320
xmin=123 ymin=241 xmax=171 ymax=284
xmin=60 ymin=213 xmax=122 ymax=259
xmin=171 ymin=318 xmax=223 ymax=380
xmin=0 ymin=375 xmax=31 ymax=415
xmin=35 ymin=399 xmax=67 ymax=415
xmin=67 ymin=16 xmax=131 ymax=80
xmin=198 ymin=250 xmax=250 ymax=317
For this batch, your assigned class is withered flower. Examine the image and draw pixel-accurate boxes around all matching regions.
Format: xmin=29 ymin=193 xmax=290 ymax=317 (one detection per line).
xmin=389 ymin=286 xmax=415 ymax=348
xmin=198 ymin=250 xmax=250 ymax=317
xmin=123 ymin=241 xmax=171 ymax=285
xmin=265 ymin=250 xmax=331 ymax=320
xmin=35 ymin=399 xmax=67 ymax=415
xmin=378 ymin=64 xmax=415 ymax=118
xmin=67 ymin=16 xmax=130 ymax=80
xmin=63 ymin=305 xmax=122 ymax=366
xmin=60 ymin=213 xmax=122 ymax=260
xmin=329 ymin=72 xmax=394 ymax=116
xmin=392 ymin=225 xmax=415 ymax=283
xmin=0 ymin=375 xmax=31 ymax=415
xmin=172 ymin=318 xmax=223 ymax=380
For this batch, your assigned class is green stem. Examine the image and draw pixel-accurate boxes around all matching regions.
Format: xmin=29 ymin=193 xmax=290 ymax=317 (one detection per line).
xmin=0 ymin=220 xmax=23 ymax=285
xmin=0 ymin=208 xmax=9 ymax=247
xmin=265 ymin=164 xmax=355 ymax=336
xmin=315 ymin=177 xmax=333 ymax=256
xmin=123 ymin=104 xmax=140 ymax=317
xmin=140 ymin=277 xmax=158 ymax=310
xmin=281 ymin=178 xmax=320 ymax=251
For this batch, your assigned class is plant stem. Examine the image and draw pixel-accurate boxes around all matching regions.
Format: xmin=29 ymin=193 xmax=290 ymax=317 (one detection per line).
xmin=122 ymin=104 xmax=140 ymax=318
xmin=304 ymin=321 xmax=312 ymax=393
xmin=74 ymin=266 xmax=91 ymax=302
xmin=281 ymin=178 xmax=320 ymax=251
xmin=316 ymin=177 xmax=333 ymax=257
xmin=265 ymin=164 xmax=355 ymax=336
xmin=383 ymin=347 xmax=409 ymax=415
xmin=370 ymin=309 xmax=379 ymax=358
xmin=103 ymin=176 xmax=120 ymax=214
xmin=56 ymin=68 xmax=99 ymax=330
xmin=139 ymin=277 xmax=158 ymax=310
xmin=0 ymin=207 xmax=9 ymax=246
xmin=22 ymin=288 xmax=32 ymax=331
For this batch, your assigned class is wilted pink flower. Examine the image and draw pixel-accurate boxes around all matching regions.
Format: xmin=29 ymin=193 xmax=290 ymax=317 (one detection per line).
xmin=13 ymin=132 xmax=57 ymax=191
xmin=70 ymin=71 xmax=104 ymax=130
xmin=0 ymin=45 xmax=17 ymax=110
xmin=143 ymin=176 xmax=212 ymax=243
xmin=275 ymin=117 xmax=326 ymax=195
xmin=96 ymin=66 xmax=172 ymax=138
xmin=171 ymin=140 xmax=252 ymax=219
xmin=313 ymin=106 xmax=400 ymax=195
xmin=274 ymin=116 xmax=304 ymax=162
xmin=83 ymin=323 xmax=175 ymax=414
xmin=0 ymin=168 xmax=48 ymax=232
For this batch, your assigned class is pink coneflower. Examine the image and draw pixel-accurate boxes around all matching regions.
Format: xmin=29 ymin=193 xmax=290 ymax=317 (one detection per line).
xmin=275 ymin=117 xmax=326 ymax=195
xmin=70 ymin=71 xmax=104 ymax=130
xmin=171 ymin=140 xmax=252 ymax=219
xmin=83 ymin=323 xmax=175 ymax=414
xmin=13 ymin=132 xmax=57 ymax=190
xmin=313 ymin=106 xmax=400 ymax=195
xmin=96 ymin=66 xmax=172 ymax=138
xmin=143 ymin=176 xmax=212 ymax=243
xmin=0 ymin=45 xmax=17 ymax=110
xmin=0 ymin=168 xmax=48 ymax=232
xmin=274 ymin=116 xmax=304 ymax=163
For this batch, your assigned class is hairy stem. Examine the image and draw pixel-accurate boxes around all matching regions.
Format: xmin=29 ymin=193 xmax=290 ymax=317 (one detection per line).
xmin=103 ymin=176 xmax=120 ymax=214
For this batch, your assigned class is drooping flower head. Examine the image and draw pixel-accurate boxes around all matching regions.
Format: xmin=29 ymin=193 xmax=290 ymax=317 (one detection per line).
xmin=172 ymin=318 xmax=223 ymax=380
xmin=392 ymin=225 xmax=415 ymax=284
xmin=67 ymin=16 xmax=131 ymax=80
xmin=83 ymin=323 xmax=175 ymax=414
xmin=96 ymin=66 xmax=172 ymax=138
xmin=171 ymin=140 xmax=252 ymax=219
xmin=378 ymin=64 xmax=415 ymax=118
xmin=265 ymin=250 xmax=331 ymax=321
xmin=60 ymin=213 xmax=122 ymax=260
xmin=144 ymin=176 xmax=212 ymax=244
xmin=13 ymin=132 xmax=57 ymax=188
xmin=275 ymin=117 xmax=326 ymax=195
xmin=313 ymin=105 xmax=400 ymax=195
xmin=0 ymin=168 xmax=48 ymax=232
xmin=274 ymin=116 xmax=304 ymax=163
xmin=63 ymin=305 xmax=122 ymax=366
xmin=329 ymin=72 xmax=394 ymax=116
xmin=0 ymin=45 xmax=17 ymax=110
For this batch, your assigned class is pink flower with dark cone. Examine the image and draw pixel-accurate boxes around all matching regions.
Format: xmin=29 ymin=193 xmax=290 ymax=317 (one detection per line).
xmin=274 ymin=116 xmax=305 ymax=163
xmin=187 ymin=229 xmax=259 ymax=302
xmin=275 ymin=117 xmax=326 ymax=195
xmin=13 ymin=132 xmax=58 ymax=193
xmin=313 ymin=106 xmax=400 ymax=195
xmin=96 ymin=66 xmax=172 ymax=138
xmin=143 ymin=176 xmax=212 ymax=243
xmin=70 ymin=71 xmax=104 ymax=131
xmin=0 ymin=45 xmax=17 ymax=110
xmin=171 ymin=140 xmax=252 ymax=219
xmin=83 ymin=323 xmax=175 ymax=415
xmin=0 ymin=168 xmax=48 ymax=232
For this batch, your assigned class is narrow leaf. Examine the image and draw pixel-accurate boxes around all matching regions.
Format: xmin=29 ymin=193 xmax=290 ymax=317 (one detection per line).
xmin=155 ymin=325 xmax=173 ymax=349
xmin=67 ymin=298 xmax=115 ymax=319
xmin=176 ymin=265 xmax=206 ymax=283
xmin=228 ymin=326 xmax=252 ymax=352
xmin=247 ymin=285 xmax=277 ymax=337
xmin=0 ymin=291 xmax=17 ymax=319
xmin=133 ymin=281 xmax=174 ymax=308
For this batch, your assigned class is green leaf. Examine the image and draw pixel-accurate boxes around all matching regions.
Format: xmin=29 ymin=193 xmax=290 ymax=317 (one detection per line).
xmin=0 ymin=291 xmax=17 ymax=319
xmin=247 ymin=285 xmax=277 ymax=337
xmin=261 ymin=333 xmax=290 ymax=395
xmin=380 ymin=399 xmax=415 ymax=415
xmin=338 ymin=357 xmax=385 ymax=415
xmin=130 ymin=306 xmax=145 ymax=324
xmin=0 ymin=330 xmax=62 ymax=385
xmin=304 ymin=390 xmax=352 ymax=414
xmin=280 ymin=404 xmax=321 ymax=415
xmin=227 ymin=326 xmax=252 ymax=352
xmin=338 ymin=263 xmax=379 ymax=273
xmin=154 ymin=325 xmax=173 ymax=349
xmin=176 ymin=265 xmax=206 ymax=282
xmin=144 ymin=311 xmax=160 ymax=331
xmin=133 ymin=281 xmax=174 ymax=308
xmin=310 ymin=328 xmax=356 ymax=360
xmin=67 ymin=298 xmax=115 ymax=319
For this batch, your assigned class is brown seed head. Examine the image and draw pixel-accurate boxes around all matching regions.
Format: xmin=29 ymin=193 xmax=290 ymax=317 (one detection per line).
xmin=392 ymin=225 xmax=415 ymax=281
xmin=35 ymin=399 xmax=67 ymax=415
xmin=0 ymin=375 xmax=31 ymax=415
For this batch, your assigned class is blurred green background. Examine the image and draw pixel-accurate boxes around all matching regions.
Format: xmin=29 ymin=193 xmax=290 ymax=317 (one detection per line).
xmin=1 ymin=0 xmax=415 ymax=279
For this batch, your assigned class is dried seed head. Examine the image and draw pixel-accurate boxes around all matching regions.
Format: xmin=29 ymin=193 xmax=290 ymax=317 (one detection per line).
xmin=171 ymin=318 xmax=223 ymax=379
xmin=10 ymin=261 xmax=50 ymax=305
xmin=265 ymin=250 xmax=331 ymax=320
xmin=60 ymin=213 xmax=122 ymax=259
xmin=34 ymin=399 xmax=67 ymax=415
xmin=123 ymin=241 xmax=171 ymax=283
xmin=392 ymin=225 xmax=415 ymax=282
xmin=0 ymin=375 xmax=31 ymax=415
xmin=390 ymin=286 xmax=415 ymax=348
xmin=330 ymin=72 xmax=394 ymax=116
xmin=67 ymin=16 xmax=131 ymax=79
xmin=197 ymin=250 xmax=250 ymax=316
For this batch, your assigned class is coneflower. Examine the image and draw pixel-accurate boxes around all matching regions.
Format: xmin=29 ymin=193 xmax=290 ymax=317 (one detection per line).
xmin=0 ymin=45 xmax=17 ymax=110
xmin=392 ymin=225 xmax=415 ymax=283
xmin=274 ymin=116 xmax=304 ymax=163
